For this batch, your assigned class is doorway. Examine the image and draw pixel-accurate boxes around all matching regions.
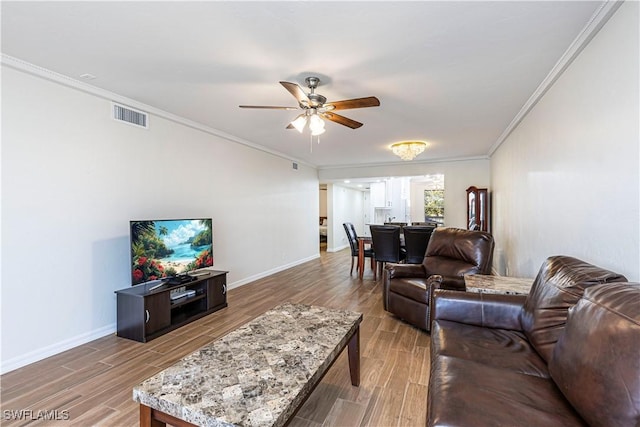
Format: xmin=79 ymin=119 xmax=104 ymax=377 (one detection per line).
xmin=319 ymin=185 xmax=327 ymax=251
xmin=321 ymin=175 xmax=445 ymax=247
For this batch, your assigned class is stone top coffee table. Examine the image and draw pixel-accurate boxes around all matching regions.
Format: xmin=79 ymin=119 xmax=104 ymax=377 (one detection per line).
xmin=133 ymin=302 xmax=363 ymax=427
xmin=464 ymin=274 xmax=534 ymax=295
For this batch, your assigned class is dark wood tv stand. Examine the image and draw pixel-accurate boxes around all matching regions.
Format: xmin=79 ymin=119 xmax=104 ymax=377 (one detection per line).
xmin=115 ymin=270 xmax=228 ymax=342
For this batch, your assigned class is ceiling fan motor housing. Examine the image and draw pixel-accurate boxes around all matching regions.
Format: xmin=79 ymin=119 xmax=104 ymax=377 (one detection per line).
xmin=306 ymin=93 xmax=326 ymax=108
xmin=301 ymin=77 xmax=325 ymax=108
xmin=305 ymin=76 xmax=320 ymax=90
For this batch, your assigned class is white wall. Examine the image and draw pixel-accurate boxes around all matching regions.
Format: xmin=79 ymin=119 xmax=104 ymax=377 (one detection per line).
xmin=491 ymin=1 xmax=639 ymax=280
xmin=1 ymin=66 xmax=320 ymax=372
xmin=319 ymin=159 xmax=490 ymax=229
xmin=326 ymin=184 xmax=364 ymax=252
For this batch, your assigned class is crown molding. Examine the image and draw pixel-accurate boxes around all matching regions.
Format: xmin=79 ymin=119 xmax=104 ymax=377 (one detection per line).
xmin=1 ymin=53 xmax=487 ymax=172
xmin=1 ymin=54 xmax=316 ymax=169
xmin=487 ymin=0 xmax=624 ymax=156
xmin=4 ymin=0 xmax=620 ymax=171
xmin=316 ymin=155 xmax=490 ymax=171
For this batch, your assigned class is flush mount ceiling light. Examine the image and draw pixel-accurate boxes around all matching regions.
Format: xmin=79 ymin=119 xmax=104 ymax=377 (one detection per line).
xmin=390 ymin=141 xmax=427 ymax=161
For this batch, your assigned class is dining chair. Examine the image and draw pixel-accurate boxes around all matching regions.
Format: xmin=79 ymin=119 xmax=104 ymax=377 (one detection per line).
xmin=343 ymin=223 xmax=374 ymax=276
xmin=384 ymin=222 xmax=407 ymax=231
xmin=403 ymin=225 xmax=436 ymax=264
xmin=370 ymin=225 xmax=405 ymax=278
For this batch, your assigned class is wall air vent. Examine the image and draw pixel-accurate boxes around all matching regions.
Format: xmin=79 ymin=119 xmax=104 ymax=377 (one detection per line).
xmin=112 ymin=103 xmax=148 ymax=128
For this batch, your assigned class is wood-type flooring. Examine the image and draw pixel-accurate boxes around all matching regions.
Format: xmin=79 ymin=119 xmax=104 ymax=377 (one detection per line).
xmin=1 ymin=248 xmax=430 ymax=426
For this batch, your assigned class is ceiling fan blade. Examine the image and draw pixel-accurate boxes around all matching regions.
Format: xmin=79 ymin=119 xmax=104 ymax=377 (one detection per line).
xmin=322 ymin=112 xmax=363 ymax=129
xmin=280 ymin=81 xmax=311 ymax=105
xmin=327 ymin=96 xmax=380 ymax=111
xmin=239 ymin=105 xmax=298 ymax=110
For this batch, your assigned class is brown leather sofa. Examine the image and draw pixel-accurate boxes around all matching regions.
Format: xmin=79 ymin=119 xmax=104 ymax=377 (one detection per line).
xmin=427 ymin=255 xmax=640 ymax=427
xmin=383 ymin=227 xmax=494 ymax=331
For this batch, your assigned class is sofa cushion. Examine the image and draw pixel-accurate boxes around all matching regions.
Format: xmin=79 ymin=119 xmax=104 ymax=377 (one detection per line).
xmin=427 ymin=356 xmax=586 ymax=427
xmin=549 ymin=282 xmax=640 ymax=427
xmin=520 ymin=256 xmax=626 ymax=362
xmin=432 ymin=320 xmax=549 ymax=378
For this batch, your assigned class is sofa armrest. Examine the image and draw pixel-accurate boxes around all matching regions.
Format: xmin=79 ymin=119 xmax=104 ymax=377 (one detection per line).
xmin=385 ymin=263 xmax=427 ymax=279
xmin=437 ymin=275 xmax=466 ymax=291
xmin=432 ymin=289 xmax=526 ymax=331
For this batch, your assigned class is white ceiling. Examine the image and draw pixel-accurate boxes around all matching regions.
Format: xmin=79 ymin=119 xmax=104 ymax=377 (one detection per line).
xmin=1 ymin=1 xmax=606 ymax=168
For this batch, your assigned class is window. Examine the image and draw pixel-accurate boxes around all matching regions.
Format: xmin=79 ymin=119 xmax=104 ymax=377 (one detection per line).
xmin=424 ymin=189 xmax=445 ymax=225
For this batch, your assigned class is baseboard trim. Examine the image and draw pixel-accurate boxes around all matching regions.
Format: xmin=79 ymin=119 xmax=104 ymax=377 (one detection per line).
xmin=1 ymin=323 xmax=116 ymax=374
xmin=1 ymin=255 xmax=321 ymax=374
xmin=227 ymin=254 xmax=320 ymax=290
xmin=326 ymin=244 xmax=349 ymax=253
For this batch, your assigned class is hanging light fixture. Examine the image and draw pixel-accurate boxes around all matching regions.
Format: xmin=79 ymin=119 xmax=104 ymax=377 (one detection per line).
xmin=390 ymin=141 xmax=427 ymax=161
xmin=288 ymin=110 xmax=326 ymax=136
xmin=308 ymin=113 xmax=326 ymax=136
xmin=290 ymin=114 xmax=307 ymax=133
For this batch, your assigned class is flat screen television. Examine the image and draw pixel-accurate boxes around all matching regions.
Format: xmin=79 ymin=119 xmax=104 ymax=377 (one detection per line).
xmin=130 ymin=218 xmax=213 ymax=285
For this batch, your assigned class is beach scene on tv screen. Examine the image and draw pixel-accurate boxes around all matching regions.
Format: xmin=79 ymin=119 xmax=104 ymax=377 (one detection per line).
xmin=131 ymin=219 xmax=213 ymax=284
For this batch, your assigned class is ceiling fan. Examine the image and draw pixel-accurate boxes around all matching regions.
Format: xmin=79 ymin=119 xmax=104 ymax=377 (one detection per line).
xmin=239 ymin=77 xmax=380 ymax=136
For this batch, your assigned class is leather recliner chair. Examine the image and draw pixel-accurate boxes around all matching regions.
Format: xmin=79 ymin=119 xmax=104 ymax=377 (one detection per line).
xmin=383 ymin=227 xmax=495 ymax=331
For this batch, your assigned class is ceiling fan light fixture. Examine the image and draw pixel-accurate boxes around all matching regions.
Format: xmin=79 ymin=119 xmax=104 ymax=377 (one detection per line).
xmin=291 ymin=115 xmax=307 ymax=133
xmin=309 ymin=113 xmax=325 ymax=135
xmin=391 ymin=141 xmax=427 ymax=161
xmin=311 ymin=126 xmax=326 ymax=136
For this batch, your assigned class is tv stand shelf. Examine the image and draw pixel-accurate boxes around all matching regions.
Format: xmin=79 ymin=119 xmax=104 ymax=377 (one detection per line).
xmin=115 ymin=270 xmax=228 ymax=343
xmin=170 ymin=293 xmax=206 ymax=308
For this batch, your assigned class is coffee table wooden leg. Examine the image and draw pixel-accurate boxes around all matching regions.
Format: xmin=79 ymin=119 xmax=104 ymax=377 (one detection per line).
xmin=140 ymin=404 xmax=165 ymax=427
xmin=348 ymin=327 xmax=360 ymax=386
